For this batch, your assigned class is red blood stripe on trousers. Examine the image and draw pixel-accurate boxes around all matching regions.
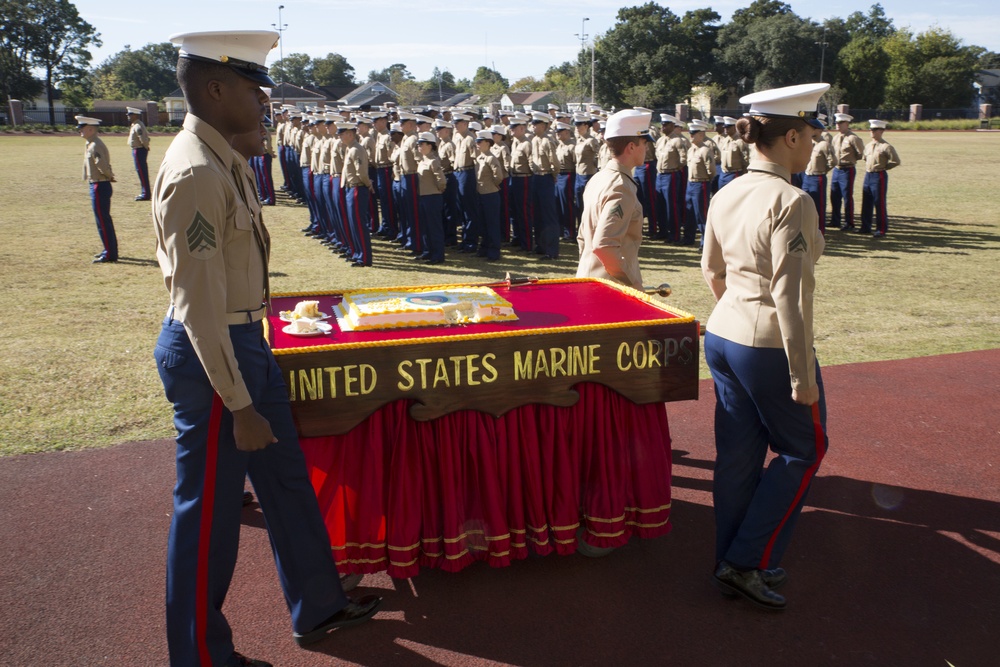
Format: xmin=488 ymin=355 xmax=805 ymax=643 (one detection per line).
xmin=92 ymin=183 xmax=110 ymax=248
xmin=195 ymin=393 xmax=224 ymax=666
xmin=758 ymin=402 xmax=827 ymax=569
xmin=352 ymin=189 xmax=368 ymax=264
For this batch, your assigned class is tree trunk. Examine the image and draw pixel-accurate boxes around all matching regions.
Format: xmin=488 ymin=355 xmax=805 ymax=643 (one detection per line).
xmin=46 ymin=66 xmax=55 ymax=126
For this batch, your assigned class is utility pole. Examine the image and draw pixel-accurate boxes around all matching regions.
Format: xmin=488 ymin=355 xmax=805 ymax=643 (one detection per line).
xmin=574 ymin=17 xmax=589 ymax=108
xmin=816 ymin=26 xmax=829 ymax=83
xmin=272 ymin=4 xmax=288 ymax=104
xmin=591 ymin=40 xmax=596 ymax=104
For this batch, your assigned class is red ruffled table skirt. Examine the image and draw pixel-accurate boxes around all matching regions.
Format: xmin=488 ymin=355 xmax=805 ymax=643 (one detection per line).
xmin=298 ymin=382 xmax=672 ymax=578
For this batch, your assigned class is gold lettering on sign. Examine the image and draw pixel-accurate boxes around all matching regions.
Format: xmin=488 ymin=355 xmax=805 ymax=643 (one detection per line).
xmin=618 ymin=337 xmax=696 ymax=371
xmin=480 ymin=353 xmax=498 ymax=383
xmin=514 ymin=344 xmax=602 ymax=380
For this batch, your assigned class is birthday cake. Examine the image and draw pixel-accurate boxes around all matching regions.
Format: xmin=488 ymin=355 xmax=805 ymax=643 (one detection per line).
xmin=336 ymin=286 xmax=518 ymax=331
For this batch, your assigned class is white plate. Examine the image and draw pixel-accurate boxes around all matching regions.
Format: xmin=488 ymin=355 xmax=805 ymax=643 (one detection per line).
xmin=279 ymin=311 xmax=331 ymax=323
xmin=282 ymin=321 xmax=333 ymax=337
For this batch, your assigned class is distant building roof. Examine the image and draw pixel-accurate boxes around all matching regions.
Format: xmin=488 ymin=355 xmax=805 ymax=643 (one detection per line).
xmin=337 ymin=81 xmax=399 ymax=105
xmin=977 ymin=69 xmax=1000 ymax=89
xmin=269 ymin=82 xmax=326 ymax=101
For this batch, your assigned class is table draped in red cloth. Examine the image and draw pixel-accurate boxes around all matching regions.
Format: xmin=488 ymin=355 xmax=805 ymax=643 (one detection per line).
xmin=297 ymin=382 xmax=672 ymax=579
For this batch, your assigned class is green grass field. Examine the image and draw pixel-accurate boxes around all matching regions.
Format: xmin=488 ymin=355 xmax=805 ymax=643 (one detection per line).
xmin=1 ymin=130 xmax=998 ymax=455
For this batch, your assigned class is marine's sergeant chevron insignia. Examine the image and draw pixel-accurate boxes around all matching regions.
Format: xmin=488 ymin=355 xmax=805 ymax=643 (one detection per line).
xmin=186 ymin=211 xmax=218 ymax=257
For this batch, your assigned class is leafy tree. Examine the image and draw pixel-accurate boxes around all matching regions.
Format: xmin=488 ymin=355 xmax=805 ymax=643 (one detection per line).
xmin=91 ymin=43 xmax=177 ymax=100
xmin=975 ymin=50 xmax=1000 ymax=69
xmin=395 ymin=79 xmax=424 ymax=107
xmin=0 ymin=0 xmax=44 ymax=102
xmin=312 ymin=52 xmax=355 ymax=87
xmin=510 ymin=76 xmax=542 ymax=92
xmin=368 ymin=63 xmax=413 ymax=88
xmin=594 ymin=3 xmax=716 ymax=108
xmin=717 ymin=5 xmax=822 ymax=92
xmin=834 ymin=4 xmax=895 ymax=108
xmin=471 ymin=66 xmax=508 ymax=104
xmin=543 ymin=61 xmax=582 ymax=107
xmin=883 ymin=27 xmax=978 ymax=109
xmin=29 ymin=0 xmax=101 ymax=125
xmin=271 ymin=53 xmax=312 ymax=87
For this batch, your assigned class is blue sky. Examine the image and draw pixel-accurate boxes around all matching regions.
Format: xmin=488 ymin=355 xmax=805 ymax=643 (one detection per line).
xmin=76 ymin=0 xmax=999 ymax=84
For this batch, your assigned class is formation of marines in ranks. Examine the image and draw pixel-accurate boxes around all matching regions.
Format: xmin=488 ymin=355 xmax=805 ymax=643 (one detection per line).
xmin=255 ymin=99 xmax=901 ymax=269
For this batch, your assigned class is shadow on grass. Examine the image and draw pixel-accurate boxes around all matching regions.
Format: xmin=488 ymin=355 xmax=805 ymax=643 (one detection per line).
xmin=821 ymin=214 xmax=1000 ymax=258
xmin=115 ymin=256 xmax=160 ymax=267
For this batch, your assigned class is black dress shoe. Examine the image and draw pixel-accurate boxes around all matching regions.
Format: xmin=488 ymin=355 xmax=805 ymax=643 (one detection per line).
xmin=242 ymin=491 xmax=254 ymax=507
xmin=92 ymin=256 xmax=117 ymax=264
xmin=227 ymin=651 xmax=271 ymax=667
xmin=134 ymin=195 xmax=150 ymax=201
xmin=293 ymin=595 xmax=383 ymax=646
xmin=720 ymin=566 xmax=787 ymax=593
xmin=713 ymin=561 xmax=786 ymax=610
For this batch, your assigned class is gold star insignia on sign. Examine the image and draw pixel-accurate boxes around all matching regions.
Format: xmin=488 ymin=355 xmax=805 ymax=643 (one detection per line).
xmin=186 ymin=211 xmax=218 ymax=258
xmin=787 ymin=231 xmax=808 ymax=255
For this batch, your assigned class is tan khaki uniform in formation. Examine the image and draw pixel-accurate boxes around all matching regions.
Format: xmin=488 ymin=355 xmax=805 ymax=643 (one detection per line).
xmin=128 ymin=119 xmax=150 ymax=149
xmin=574 ymin=135 xmax=600 ymax=176
xmin=644 ymin=125 xmax=660 ymax=162
xmin=476 ymin=151 xmax=504 ymax=194
xmin=555 ymin=139 xmax=575 ymax=174
xmin=490 ymin=142 xmax=511 ymax=178
xmin=863 ymin=138 xmax=901 ymax=173
xmin=453 ymin=131 xmax=476 ymax=171
xmin=598 ymin=141 xmax=612 ymax=170
xmin=530 ymin=133 xmax=557 ymax=176
xmin=438 ymin=139 xmax=456 ymax=174
xmin=701 ymin=160 xmax=825 ymax=391
xmin=309 ymin=131 xmax=324 ymax=174
xmin=374 ymin=129 xmax=393 ymax=168
xmin=262 ymin=131 xmax=275 ymax=157
xmin=721 ymin=136 xmax=750 ymax=173
xmin=687 ymin=142 xmax=716 ymax=181
xmin=576 ymin=159 xmax=644 ymax=289
xmin=399 ymin=132 xmax=420 ymax=175
xmin=152 ymin=115 xmax=270 ymax=411
xmin=806 ymin=138 xmax=835 ymax=175
xmin=330 ymin=137 xmax=346 ymax=176
xmin=831 ymin=131 xmax=864 ymax=167
xmin=342 ymin=139 xmax=371 ymax=188
xmin=299 ymin=131 xmax=315 ymax=168
xmin=84 ymin=136 xmax=115 ymax=182
xmin=417 ymin=152 xmax=446 ymax=196
xmin=360 ymin=132 xmax=376 ymax=168
xmin=510 ymin=135 xmax=532 ymax=175
xmin=316 ymin=134 xmax=332 ymax=174
xmin=703 ymin=137 xmax=722 ymax=169
xmin=655 ymin=133 xmax=686 ymax=172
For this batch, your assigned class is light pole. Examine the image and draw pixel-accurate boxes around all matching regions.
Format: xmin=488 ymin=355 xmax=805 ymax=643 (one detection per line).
xmin=591 ymin=40 xmax=596 ymax=104
xmin=272 ymin=4 xmax=288 ymax=104
xmin=816 ymin=26 xmax=829 ymax=83
xmin=574 ymin=17 xmax=589 ymax=108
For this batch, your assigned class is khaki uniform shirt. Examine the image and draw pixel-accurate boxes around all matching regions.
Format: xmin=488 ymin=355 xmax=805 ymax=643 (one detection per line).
xmin=83 ymin=136 xmax=115 ymax=182
xmin=438 ymin=139 xmax=456 ymax=173
xmin=576 ymin=159 xmax=644 ymax=289
xmin=275 ymin=121 xmax=286 ymax=147
xmin=805 ymin=139 xmax=835 ymax=176
xmin=300 ymin=132 xmax=315 ymax=168
xmin=721 ymin=136 xmax=750 ymax=173
xmin=864 ymin=138 xmax=901 ymax=172
xmin=262 ymin=131 xmax=275 ymax=157
xmin=316 ymin=135 xmax=332 ymax=174
xmin=361 ymin=133 xmax=376 ymax=167
xmin=476 ymin=152 xmax=503 ymax=194
xmin=655 ymin=134 xmax=686 ymax=172
xmin=555 ymin=139 xmax=575 ymax=173
xmin=598 ymin=141 xmax=612 ymax=170
xmin=152 ymin=114 xmax=270 ymax=411
xmin=701 ymin=159 xmax=824 ymax=392
xmin=128 ymin=120 xmax=150 ymax=149
xmin=510 ymin=135 xmax=532 ymax=175
xmin=310 ymin=133 xmax=324 ymax=173
xmin=343 ymin=139 xmax=371 ymax=188
xmin=374 ymin=130 xmax=393 ymax=167
xmin=832 ymin=131 xmax=864 ymax=167
xmin=672 ymin=128 xmax=691 ymax=152
xmin=490 ymin=142 xmax=510 ymax=178
xmin=453 ymin=132 xmax=476 ymax=170
xmin=417 ymin=153 xmax=446 ymax=196
xmin=399 ymin=132 xmax=419 ymax=175
xmin=574 ymin=134 xmax=600 ymax=176
xmin=644 ymin=125 xmax=660 ymax=162
xmin=687 ymin=142 xmax=715 ymax=181
xmin=330 ymin=138 xmax=346 ymax=176
xmin=530 ymin=133 xmax=557 ymax=176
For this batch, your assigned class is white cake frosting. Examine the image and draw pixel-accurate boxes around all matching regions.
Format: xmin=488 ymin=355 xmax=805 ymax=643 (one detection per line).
xmin=337 ymin=287 xmax=518 ymax=331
